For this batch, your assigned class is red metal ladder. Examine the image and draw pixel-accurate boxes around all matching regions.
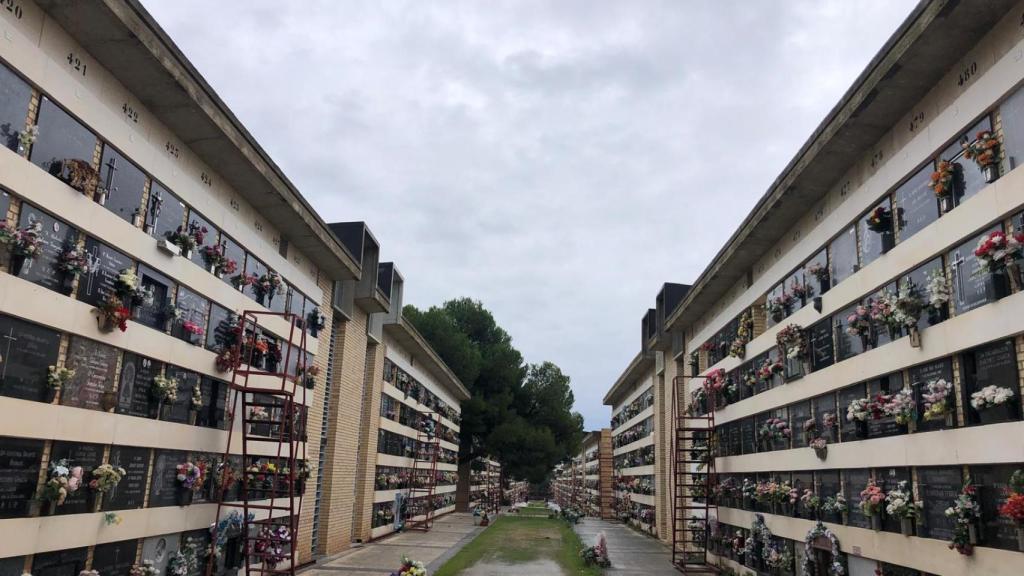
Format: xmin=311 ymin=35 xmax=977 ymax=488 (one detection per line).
xmin=671 ymin=375 xmax=719 ymax=574
xmin=206 ymin=310 xmax=308 ymax=576
xmin=405 ymin=410 xmax=440 ymax=531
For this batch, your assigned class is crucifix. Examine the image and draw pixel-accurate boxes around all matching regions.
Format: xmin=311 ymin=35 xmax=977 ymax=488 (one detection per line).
xmin=103 ymin=155 xmax=118 ymax=199
xmin=0 ymin=327 xmax=16 ymax=381
xmin=949 ymin=250 xmax=967 ymax=305
xmin=83 ymin=248 xmax=102 ymax=297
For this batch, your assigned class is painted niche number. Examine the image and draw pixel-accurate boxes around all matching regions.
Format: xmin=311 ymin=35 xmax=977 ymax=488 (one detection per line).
xmin=122 ymin=102 xmax=139 ymax=124
xmin=165 ymin=141 xmax=180 ymax=159
xmin=2 ymin=0 xmax=22 ymax=19
xmin=66 ymin=52 xmax=87 ymax=76
xmin=200 ymin=171 xmax=212 ymax=187
xmin=957 ymin=61 xmax=977 ymax=87
xmin=908 ymin=111 xmax=925 ymax=133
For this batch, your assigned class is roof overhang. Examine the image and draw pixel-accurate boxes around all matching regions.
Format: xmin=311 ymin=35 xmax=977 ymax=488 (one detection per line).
xmin=34 ymin=0 xmax=362 ymax=280
xmin=666 ymin=0 xmax=1016 ymax=332
xmin=603 ymin=350 xmax=654 ymax=406
xmin=384 ymin=317 xmax=472 ymax=402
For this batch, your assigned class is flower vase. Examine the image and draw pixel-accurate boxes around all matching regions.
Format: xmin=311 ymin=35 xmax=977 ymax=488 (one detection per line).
xmin=9 ymin=254 xmax=27 ymax=276
xmin=969 ymin=523 xmax=979 ymax=545
xmin=982 ymin=163 xmax=999 ymax=184
xmin=854 ymin=420 xmax=869 ymax=439
xmin=60 ymin=273 xmax=76 ymax=296
xmin=944 ymin=412 xmax=956 ymax=428
xmin=266 ymin=357 xmax=278 ymax=374
xmin=859 ymin=333 xmax=871 ymax=351
xmin=939 ymin=195 xmax=952 ymax=214
xmin=1016 ymin=525 xmax=1024 ymax=552
xmin=175 ymin=486 xmax=193 ymax=507
xmin=310 ymin=325 xmax=319 ymax=338
xmin=900 ymin=517 xmax=914 ymax=536
xmin=977 ymin=401 xmax=1017 ymax=425
xmin=1008 ymin=262 xmax=1022 ymax=293
xmin=207 ymin=263 xmax=218 ymax=275
xmin=94 ymin=188 xmax=108 ymax=206
xmin=870 ymin=514 xmax=881 ymax=531
xmin=909 ymin=326 xmax=921 ymax=348
xmin=987 ymin=271 xmax=1011 ymax=301
xmin=255 ymin=293 xmax=266 ymax=307
xmin=183 ymin=249 xmax=193 ymax=260
xmin=814 ymin=445 xmax=828 ymax=460
xmin=841 ymin=512 xmax=849 ymax=525
xmin=97 ymin=315 xmax=117 ymax=333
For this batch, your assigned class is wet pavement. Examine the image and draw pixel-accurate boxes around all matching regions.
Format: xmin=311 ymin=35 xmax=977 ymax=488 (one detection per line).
xmin=303 ymin=513 xmax=482 ymax=576
xmin=574 ymin=517 xmax=679 ymax=575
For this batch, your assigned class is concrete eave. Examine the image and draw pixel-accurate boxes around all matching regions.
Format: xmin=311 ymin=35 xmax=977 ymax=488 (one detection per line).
xmin=383 ymin=317 xmax=472 ymax=402
xmin=34 ymin=0 xmax=362 ymax=280
xmin=665 ymin=0 xmax=1016 ymax=333
xmin=603 ymin=350 xmax=654 ymax=407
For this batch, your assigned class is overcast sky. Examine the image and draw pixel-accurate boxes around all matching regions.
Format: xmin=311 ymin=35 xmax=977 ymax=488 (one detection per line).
xmin=145 ymin=1 xmax=917 ymax=429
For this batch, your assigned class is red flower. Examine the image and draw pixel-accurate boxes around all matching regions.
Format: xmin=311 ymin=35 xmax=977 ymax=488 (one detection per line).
xmin=1000 ymin=493 xmax=1024 ymax=522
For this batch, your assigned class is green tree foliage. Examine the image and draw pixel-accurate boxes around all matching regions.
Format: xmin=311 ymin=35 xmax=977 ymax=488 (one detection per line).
xmin=404 ymin=298 xmax=584 ymax=482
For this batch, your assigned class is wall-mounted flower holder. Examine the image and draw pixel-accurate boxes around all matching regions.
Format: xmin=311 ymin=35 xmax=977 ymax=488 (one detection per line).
xmin=157 ymin=238 xmax=180 ymax=257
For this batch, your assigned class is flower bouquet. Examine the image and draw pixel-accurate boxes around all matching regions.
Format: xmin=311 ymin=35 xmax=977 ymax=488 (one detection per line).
xmin=973 ymin=229 xmax=1023 ymax=292
xmin=895 ymin=280 xmax=926 ymax=346
xmin=38 ymin=458 xmax=83 ymax=512
xmin=96 ymin=295 xmax=131 ymax=333
xmin=253 ymin=271 xmax=283 ymax=305
xmin=845 ymin=304 xmax=875 ymax=349
xmin=866 ymin=205 xmax=892 ymax=233
xmin=0 ymin=221 xmax=41 ymax=276
xmin=775 ymin=323 xmax=805 ymax=361
xmin=766 ymin=292 xmax=795 ymax=322
xmin=164 ymin=222 xmax=207 ymax=259
xmin=859 ymin=478 xmax=886 ymax=530
xmin=89 ymin=463 xmax=127 ymax=494
xmin=883 ymin=388 xmax=916 ymax=427
xmin=963 ymin=129 xmax=1000 ymax=183
xmin=129 ymin=561 xmax=160 ymax=576
xmin=190 ymin=382 xmax=203 ymax=412
xmin=925 ymin=268 xmax=950 ymax=322
xmin=758 ymin=417 xmax=791 ymax=450
xmin=390 ymin=556 xmax=426 ymax=576
xmin=254 ymin=525 xmax=291 ymax=568
xmin=47 ymin=365 xmax=75 ymax=394
xmin=56 ymin=246 xmax=91 ymax=294
xmin=922 ymin=378 xmax=954 ymax=425
xmin=821 ymin=493 xmax=848 ymax=522
xmin=790 ymin=278 xmax=811 ymax=303
xmin=231 ymin=272 xmax=258 ymax=291
xmin=114 ymin=268 xmax=151 ymax=308
xmin=200 ymin=243 xmax=237 ymax=277
xmin=182 ymin=320 xmax=205 ymax=345
xmin=175 ymin=461 xmax=206 ymax=505
xmin=17 ymin=124 xmax=38 ymax=155
xmin=998 ymin=470 xmax=1024 ymax=551
xmin=945 ymin=477 xmax=981 ymax=555
xmin=885 ymin=480 xmax=920 ymax=535
xmin=929 ymin=159 xmax=956 ymax=206
xmin=307 ymin=308 xmax=327 ymax=337
xmin=969 ymin=384 xmax=1015 ymax=423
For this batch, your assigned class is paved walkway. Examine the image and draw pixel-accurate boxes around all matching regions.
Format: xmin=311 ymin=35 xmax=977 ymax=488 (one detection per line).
xmin=302 ymin=513 xmax=483 ymax=576
xmin=574 ymin=518 xmax=678 ymax=576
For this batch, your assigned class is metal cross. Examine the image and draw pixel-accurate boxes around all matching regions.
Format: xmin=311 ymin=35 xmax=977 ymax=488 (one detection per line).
xmin=0 ymin=327 xmax=16 ymax=381
xmin=949 ymin=249 xmax=967 ymax=304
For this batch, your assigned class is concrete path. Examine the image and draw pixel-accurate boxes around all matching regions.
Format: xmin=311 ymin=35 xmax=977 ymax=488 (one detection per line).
xmin=574 ymin=518 xmax=678 ymax=576
xmin=302 ymin=513 xmax=483 ymax=576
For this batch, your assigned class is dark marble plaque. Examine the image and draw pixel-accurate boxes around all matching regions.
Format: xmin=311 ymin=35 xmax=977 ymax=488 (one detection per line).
xmin=62 ymin=336 xmax=119 ymax=411
xmin=0 ymin=191 xmax=9 ymax=220
xmin=103 ymin=446 xmax=150 ymax=511
xmin=918 ymin=467 xmax=961 ymax=541
xmin=859 ymin=198 xmax=894 ymax=268
xmin=0 ymin=437 xmax=44 ymax=518
xmin=31 ymin=547 xmax=88 ymax=576
xmin=838 ymin=384 xmax=866 ymax=442
xmin=879 ymin=562 xmax=922 ymax=576
xmin=30 ymin=96 xmax=95 ymax=178
xmin=972 ymin=464 xmax=1020 ymax=550
xmin=943 ymin=116 xmax=993 ymax=206
xmin=844 ymin=469 xmax=872 ymax=529
xmin=149 ymin=450 xmax=187 ymax=508
xmin=77 ymin=237 xmax=133 ymax=308
xmin=948 ymin=225 xmax=1003 ymax=316
xmin=99 ymin=145 xmax=147 ymax=225
xmin=181 ymin=529 xmax=212 ymax=576
xmin=813 ymin=393 xmax=839 ymax=443
xmin=0 ymin=61 xmax=32 ymax=152
xmin=207 ymin=303 xmax=235 ymax=352
xmin=91 ymin=539 xmax=139 ymax=576
xmin=173 ymin=286 xmax=210 ymax=344
xmin=0 ymin=314 xmax=61 ymax=402
xmin=790 ymin=401 xmax=812 ymax=448
xmin=162 ymin=366 xmax=199 ymax=424
xmin=135 ymin=264 xmax=174 ymax=332
xmin=803 ymin=248 xmax=829 ymax=298
xmin=196 ymin=377 xmax=228 ymax=430
xmin=0 ymin=556 xmax=25 ymax=576
xmin=961 ymin=339 xmax=1020 ymax=426
xmin=833 ymin=304 xmax=864 ymax=362
xmin=830 ymin=226 xmax=859 ymax=287
xmin=792 ymin=472 xmax=813 ymax=518
xmin=243 ymin=255 xmax=268 ymax=304
xmin=740 ymin=417 xmax=756 ymax=455
xmin=877 ymin=467 xmax=911 ymax=534
xmin=116 ymin=353 xmax=160 ymax=419
xmin=808 ymin=319 xmax=834 ymax=373
xmin=816 ymin=470 xmax=842 ymax=523
xmin=894 ymin=165 xmax=938 ymax=243
xmin=909 ymin=358 xmax=955 ymax=433
xmin=141 ymin=533 xmax=180 ymax=576
xmin=148 ymin=182 xmax=187 ymax=243
xmin=49 ymin=441 xmax=104 ymax=515
xmin=16 ymin=203 xmax=79 ymax=293
xmin=868 ymin=282 xmax=899 ymax=348
xmin=867 ymin=373 xmax=906 ymax=439
xmin=728 ymin=421 xmax=742 ymax=456
xmin=191 ymin=453 xmax=218 ymax=504
xmin=220 ymin=235 xmax=247 ymax=289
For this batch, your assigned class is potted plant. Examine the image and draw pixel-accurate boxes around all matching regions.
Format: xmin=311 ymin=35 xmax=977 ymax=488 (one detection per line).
xmin=56 ymin=246 xmax=91 ymax=295
xmin=859 ymin=478 xmax=886 ymax=531
xmin=945 ymin=477 xmax=981 ymax=555
xmin=973 ymin=229 xmax=1023 ymax=295
xmin=175 ymin=461 xmax=205 ymax=506
xmin=998 ymin=470 xmax=1024 ymax=551
xmin=96 ymin=295 xmax=131 ymax=333
xmin=163 ymin=222 xmax=207 ymax=260
xmin=885 ymin=480 xmax=920 ymax=536
xmin=922 ymin=378 xmax=956 ymax=427
xmin=929 ymin=159 xmax=958 ymax=212
xmin=970 ymin=384 xmax=1016 ymax=424
xmin=0 ymin=221 xmax=41 ymax=276
xmin=37 ymin=458 xmax=83 ymax=515
xmin=963 ymin=130 xmax=1000 ymax=183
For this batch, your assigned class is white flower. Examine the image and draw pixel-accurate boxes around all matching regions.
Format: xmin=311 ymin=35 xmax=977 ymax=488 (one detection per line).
xmin=970 ymin=385 xmax=1014 ymax=409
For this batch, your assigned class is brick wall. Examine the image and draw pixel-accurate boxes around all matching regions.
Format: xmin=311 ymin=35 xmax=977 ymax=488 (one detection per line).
xmin=350 ymin=341 xmax=384 ymax=542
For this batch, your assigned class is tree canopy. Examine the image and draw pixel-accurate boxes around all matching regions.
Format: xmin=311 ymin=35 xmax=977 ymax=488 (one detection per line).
xmin=404 ymin=298 xmax=584 ymax=482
